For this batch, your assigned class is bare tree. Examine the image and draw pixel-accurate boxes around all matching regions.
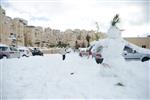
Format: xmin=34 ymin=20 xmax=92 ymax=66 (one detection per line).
xmin=95 ymin=22 xmax=99 ymax=33
xmin=86 ymin=34 xmax=91 ymax=47
xmin=95 ymin=22 xmax=100 ymax=40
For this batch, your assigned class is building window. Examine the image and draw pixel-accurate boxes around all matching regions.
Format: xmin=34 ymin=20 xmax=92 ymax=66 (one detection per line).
xmin=9 ymin=33 xmax=16 ymax=40
xmin=142 ymin=45 xmax=146 ymax=48
xmin=35 ymin=32 xmax=38 ymax=37
xmin=10 ymin=33 xmax=13 ymax=35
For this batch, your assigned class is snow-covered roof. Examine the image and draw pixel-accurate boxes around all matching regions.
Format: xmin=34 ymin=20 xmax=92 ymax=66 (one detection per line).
xmin=18 ymin=46 xmax=29 ymax=50
xmin=0 ymin=44 xmax=8 ymax=47
xmin=79 ymin=48 xmax=87 ymax=51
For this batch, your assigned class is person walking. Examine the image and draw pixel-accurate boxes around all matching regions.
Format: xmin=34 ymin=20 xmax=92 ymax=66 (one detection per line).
xmin=61 ymin=48 xmax=66 ymax=60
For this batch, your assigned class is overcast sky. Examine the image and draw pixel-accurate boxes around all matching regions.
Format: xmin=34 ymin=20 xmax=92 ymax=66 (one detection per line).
xmin=1 ymin=0 xmax=150 ymax=37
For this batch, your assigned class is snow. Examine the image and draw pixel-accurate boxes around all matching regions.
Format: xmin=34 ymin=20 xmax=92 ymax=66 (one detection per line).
xmin=0 ymin=53 xmax=149 ymax=99
xmin=18 ymin=47 xmax=29 ymax=50
xmin=0 ymin=44 xmax=8 ymax=47
xmin=1 ymin=26 xmax=149 ymax=99
xmin=106 ymin=26 xmax=122 ymax=39
xmin=79 ymin=48 xmax=87 ymax=52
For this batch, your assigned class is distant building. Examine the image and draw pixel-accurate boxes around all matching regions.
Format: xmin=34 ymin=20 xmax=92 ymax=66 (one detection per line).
xmin=24 ymin=26 xmax=43 ymax=47
xmin=0 ymin=6 xmax=28 ymax=46
xmin=12 ymin=18 xmax=28 ymax=46
xmin=1 ymin=6 xmax=149 ymax=49
xmin=124 ymin=37 xmax=150 ymax=49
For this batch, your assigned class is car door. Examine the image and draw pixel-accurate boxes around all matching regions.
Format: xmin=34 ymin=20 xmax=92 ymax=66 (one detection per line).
xmin=132 ymin=51 xmax=142 ymax=59
xmin=123 ymin=50 xmax=141 ymax=59
xmin=13 ymin=47 xmax=20 ymax=58
xmin=9 ymin=47 xmax=20 ymax=58
xmin=123 ymin=46 xmax=135 ymax=59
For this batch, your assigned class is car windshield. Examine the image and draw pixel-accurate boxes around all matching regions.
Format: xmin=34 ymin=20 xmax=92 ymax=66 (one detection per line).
xmin=96 ymin=46 xmax=103 ymax=52
xmin=19 ymin=50 xmax=24 ymax=52
xmin=10 ymin=47 xmax=18 ymax=51
xmin=123 ymin=46 xmax=133 ymax=53
xmin=0 ymin=47 xmax=8 ymax=51
xmin=33 ymin=48 xmax=40 ymax=51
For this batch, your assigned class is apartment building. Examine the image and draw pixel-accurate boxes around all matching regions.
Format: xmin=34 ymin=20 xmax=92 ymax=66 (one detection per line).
xmin=0 ymin=6 xmax=27 ymax=46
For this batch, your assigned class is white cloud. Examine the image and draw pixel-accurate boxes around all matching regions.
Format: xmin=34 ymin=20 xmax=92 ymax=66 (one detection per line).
xmin=1 ymin=0 xmax=149 ymax=37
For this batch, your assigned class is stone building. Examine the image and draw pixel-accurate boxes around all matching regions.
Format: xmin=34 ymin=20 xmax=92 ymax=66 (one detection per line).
xmin=63 ymin=29 xmax=76 ymax=47
xmin=24 ymin=26 xmax=35 ymax=46
xmin=42 ymin=27 xmax=52 ymax=47
xmin=124 ymin=37 xmax=150 ymax=49
xmin=0 ymin=6 xmax=13 ymax=45
xmin=0 ymin=6 xmax=27 ymax=46
xmin=42 ymin=28 xmax=61 ymax=47
xmin=24 ymin=26 xmax=43 ymax=47
xmin=34 ymin=26 xmax=43 ymax=47
xmin=52 ymin=29 xmax=61 ymax=44
xmin=0 ymin=6 xmax=6 ymax=43
xmin=12 ymin=18 xmax=27 ymax=46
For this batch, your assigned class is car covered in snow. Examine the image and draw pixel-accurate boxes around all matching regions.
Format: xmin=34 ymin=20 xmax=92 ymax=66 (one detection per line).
xmin=18 ymin=47 xmax=31 ymax=57
xmin=0 ymin=44 xmax=20 ymax=59
xmin=79 ymin=46 xmax=93 ymax=57
xmin=122 ymin=45 xmax=150 ymax=62
xmin=79 ymin=49 xmax=89 ymax=57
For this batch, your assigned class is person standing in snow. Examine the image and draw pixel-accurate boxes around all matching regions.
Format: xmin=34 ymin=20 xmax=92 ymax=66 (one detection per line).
xmin=60 ymin=48 xmax=70 ymax=60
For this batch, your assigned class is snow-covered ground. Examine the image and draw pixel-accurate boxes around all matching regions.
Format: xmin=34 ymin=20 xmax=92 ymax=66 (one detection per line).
xmin=0 ymin=53 xmax=149 ymax=99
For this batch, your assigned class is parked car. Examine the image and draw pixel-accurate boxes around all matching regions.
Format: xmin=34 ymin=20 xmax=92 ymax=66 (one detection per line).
xmin=32 ymin=48 xmax=43 ymax=56
xmin=79 ymin=46 xmax=93 ymax=57
xmin=79 ymin=50 xmax=89 ymax=57
xmin=122 ymin=45 xmax=150 ymax=62
xmin=18 ymin=47 xmax=31 ymax=57
xmin=0 ymin=44 xmax=20 ymax=59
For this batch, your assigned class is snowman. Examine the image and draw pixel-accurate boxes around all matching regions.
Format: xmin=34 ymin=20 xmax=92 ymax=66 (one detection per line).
xmin=93 ymin=14 xmax=125 ymax=65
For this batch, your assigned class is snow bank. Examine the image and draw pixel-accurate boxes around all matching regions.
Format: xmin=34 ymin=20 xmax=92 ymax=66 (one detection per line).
xmin=0 ymin=53 xmax=149 ymax=99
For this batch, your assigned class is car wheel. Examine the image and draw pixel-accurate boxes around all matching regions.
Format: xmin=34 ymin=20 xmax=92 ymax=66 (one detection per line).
xmin=23 ymin=55 xmax=28 ymax=57
xmin=3 ymin=55 xmax=8 ymax=59
xmin=141 ymin=57 xmax=150 ymax=62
